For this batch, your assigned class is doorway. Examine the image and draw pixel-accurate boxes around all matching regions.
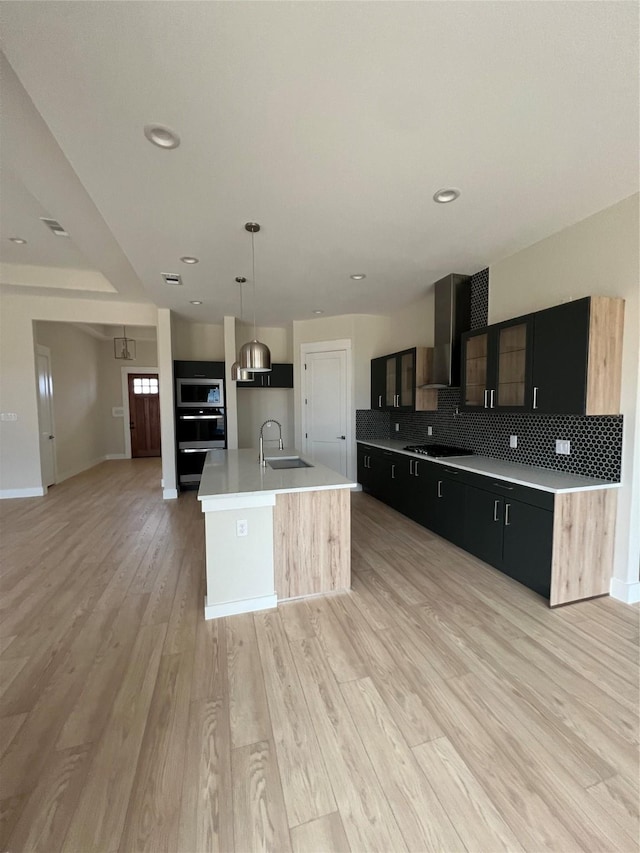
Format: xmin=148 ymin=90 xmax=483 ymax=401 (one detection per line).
xmin=36 ymin=344 xmax=56 ymax=487
xmin=127 ymin=373 xmax=161 ymax=457
xmin=301 ymin=340 xmax=352 ymax=477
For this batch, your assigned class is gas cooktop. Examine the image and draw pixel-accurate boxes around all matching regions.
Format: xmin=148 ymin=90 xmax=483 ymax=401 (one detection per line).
xmin=403 ymin=444 xmax=473 ymax=458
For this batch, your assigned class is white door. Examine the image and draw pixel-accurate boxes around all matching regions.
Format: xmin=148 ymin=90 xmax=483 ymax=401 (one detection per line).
xmin=303 ymin=349 xmax=348 ymax=475
xmin=36 ymin=345 xmax=56 ymax=487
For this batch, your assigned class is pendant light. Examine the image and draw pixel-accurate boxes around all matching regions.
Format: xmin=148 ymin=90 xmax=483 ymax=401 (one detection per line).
xmin=113 ymin=325 xmax=136 ymax=360
xmin=239 ymin=222 xmax=271 ymax=373
xmin=231 ymin=277 xmax=251 ymax=381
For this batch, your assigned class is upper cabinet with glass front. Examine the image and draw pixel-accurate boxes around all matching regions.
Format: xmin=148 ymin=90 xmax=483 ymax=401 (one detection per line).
xmin=371 ymin=347 xmax=437 ymax=412
xmin=461 ymin=297 xmax=624 ymax=415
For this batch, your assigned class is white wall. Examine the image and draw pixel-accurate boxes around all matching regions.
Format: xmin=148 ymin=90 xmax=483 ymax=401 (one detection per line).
xmin=0 ymin=291 xmax=157 ymax=495
xmin=489 ymin=193 xmax=640 ymax=603
xmin=172 ymin=318 xmax=225 ymax=361
xmin=34 ymin=321 xmax=104 ymax=481
xmin=100 ymin=337 xmax=158 ymax=456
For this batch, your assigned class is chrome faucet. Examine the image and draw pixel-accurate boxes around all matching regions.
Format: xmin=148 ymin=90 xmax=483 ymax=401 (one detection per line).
xmin=259 ymin=419 xmax=284 ymax=466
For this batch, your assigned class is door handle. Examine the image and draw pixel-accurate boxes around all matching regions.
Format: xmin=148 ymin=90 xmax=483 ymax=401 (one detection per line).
xmin=336 ymin=435 xmax=346 ymax=439
xmin=48 ymin=434 xmax=55 ymax=440
xmin=532 ymin=386 xmax=538 ymax=409
xmin=490 ymin=389 xmax=495 ymax=408
xmin=504 ymin=503 xmax=511 ymax=526
xmin=484 ymin=389 xmax=489 ymax=409
xmin=493 ymin=499 xmax=500 ymax=522
xmin=130 ymin=422 xmax=135 ymax=430
xmin=437 ymin=480 xmax=443 ymax=498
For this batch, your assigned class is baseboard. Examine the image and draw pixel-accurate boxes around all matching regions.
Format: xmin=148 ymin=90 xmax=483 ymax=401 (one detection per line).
xmin=610 ymin=577 xmax=640 ymax=605
xmin=204 ymin=593 xmax=277 ymax=620
xmin=0 ymin=486 xmax=46 ymax=499
xmin=352 ymin=483 xmax=363 ymax=492
xmin=163 ymin=488 xmax=178 ymax=500
xmin=104 ymin=453 xmax=127 ymax=460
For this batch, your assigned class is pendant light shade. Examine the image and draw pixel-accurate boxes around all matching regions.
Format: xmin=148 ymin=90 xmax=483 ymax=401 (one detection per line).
xmin=239 ymin=339 xmax=271 ymax=373
xmin=113 ymin=325 xmax=136 ymax=360
xmin=241 ymin=222 xmax=271 ymax=373
xmin=231 ymin=361 xmax=251 ymax=381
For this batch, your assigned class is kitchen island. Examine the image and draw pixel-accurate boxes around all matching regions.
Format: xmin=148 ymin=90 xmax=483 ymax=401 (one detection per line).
xmin=198 ymin=448 xmax=356 ymax=619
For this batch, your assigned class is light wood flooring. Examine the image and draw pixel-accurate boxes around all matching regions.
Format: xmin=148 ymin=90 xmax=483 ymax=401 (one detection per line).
xmin=0 ymin=458 xmax=638 ymax=852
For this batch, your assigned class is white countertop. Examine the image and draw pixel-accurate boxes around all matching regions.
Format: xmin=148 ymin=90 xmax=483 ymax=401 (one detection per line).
xmin=198 ymin=448 xmax=356 ymax=501
xmin=357 ymin=439 xmax=620 ymax=493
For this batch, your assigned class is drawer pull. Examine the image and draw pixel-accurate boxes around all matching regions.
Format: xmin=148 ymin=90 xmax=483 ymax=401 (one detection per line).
xmin=492 ymin=482 xmax=514 ymax=490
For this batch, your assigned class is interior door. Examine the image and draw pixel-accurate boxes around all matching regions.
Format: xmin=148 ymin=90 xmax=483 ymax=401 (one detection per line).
xmin=128 ymin=374 xmax=161 ymax=457
xmin=36 ymin=345 xmax=56 ymax=487
xmin=304 ymin=349 xmax=348 ymax=475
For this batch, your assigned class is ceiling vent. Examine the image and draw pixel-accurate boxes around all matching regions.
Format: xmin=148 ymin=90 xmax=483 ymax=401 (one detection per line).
xmin=40 ymin=217 xmax=69 ymax=237
xmin=162 ymin=272 xmax=183 ymax=286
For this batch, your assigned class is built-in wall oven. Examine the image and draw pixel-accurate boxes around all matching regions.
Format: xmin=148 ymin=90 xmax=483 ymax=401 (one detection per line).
xmin=175 ymin=377 xmax=226 ymax=487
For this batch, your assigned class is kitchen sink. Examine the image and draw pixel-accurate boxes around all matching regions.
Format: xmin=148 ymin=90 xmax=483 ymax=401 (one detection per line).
xmin=266 ymin=457 xmax=313 ymax=470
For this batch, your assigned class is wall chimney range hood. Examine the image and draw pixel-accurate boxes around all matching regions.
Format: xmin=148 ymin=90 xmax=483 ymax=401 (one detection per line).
xmin=421 ymin=273 xmax=472 ymax=389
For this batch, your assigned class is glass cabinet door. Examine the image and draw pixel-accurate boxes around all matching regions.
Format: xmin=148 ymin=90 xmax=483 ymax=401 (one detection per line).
xmin=496 ymin=322 xmax=529 ymax=408
xmin=463 ymin=332 xmax=489 ymax=408
xmin=398 ymin=352 xmax=415 ymax=408
xmin=385 ymin=356 xmax=397 ymax=407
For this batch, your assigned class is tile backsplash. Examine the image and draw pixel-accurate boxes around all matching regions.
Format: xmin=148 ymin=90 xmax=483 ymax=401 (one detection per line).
xmin=356 ymin=390 xmax=623 ymax=482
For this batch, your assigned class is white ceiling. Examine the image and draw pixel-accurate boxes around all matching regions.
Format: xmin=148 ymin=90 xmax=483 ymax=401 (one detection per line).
xmin=1 ymin=1 xmax=638 ymax=325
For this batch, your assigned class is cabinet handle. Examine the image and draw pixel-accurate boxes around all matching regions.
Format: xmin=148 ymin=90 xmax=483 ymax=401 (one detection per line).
xmin=378 ymin=395 xmax=382 ymax=407
xmin=437 ymin=480 xmax=443 ymax=498
xmin=493 ymin=499 xmax=500 ymax=522
xmin=490 ymin=389 xmax=495 ymax=408
xmin=532 ymin=386 xmax=538 ymax=409
xmin=395 ymin=394 xmax=399 ymax=407
xmin=409 ymin=459 xmax=414 ymax=475
xmin=484 ymin=389 xmax=489 ymax=409
xmin=391 ymin=464 xmax=396 ymax=479
xmin=367 ymin=456 xmax=371 ymax=469
xmin=504 ymin=503 xmax=511 ymax=526
xmin=414 ymin=461 xmax=419 ymax=477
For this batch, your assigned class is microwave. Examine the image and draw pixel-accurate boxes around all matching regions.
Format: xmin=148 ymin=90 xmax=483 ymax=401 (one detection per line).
xmin=176 ymin=377 xmax=224 ymax=408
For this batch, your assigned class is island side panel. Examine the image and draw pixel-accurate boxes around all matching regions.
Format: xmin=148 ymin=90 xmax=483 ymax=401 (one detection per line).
xmin=273 ymin=489 xmax=351 ymax=599
xmin=550 ymin=488 xmax=617 ymax=606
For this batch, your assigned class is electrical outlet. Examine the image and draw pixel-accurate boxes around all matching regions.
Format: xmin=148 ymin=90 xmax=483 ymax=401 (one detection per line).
xmin=555 ymin=439 xmax=571 ymax=455
xmin=395 ymin=423 xmax=399 ymax=432
xmin=510 ymin=435 xmax=518 ymax=449
xmin=0 ymin=412 xmax=18 ymax=421
xmin=427 ymin=426 xmax=433 ymax=436
xmin=236 ymin=519 xmax=248 ymax=537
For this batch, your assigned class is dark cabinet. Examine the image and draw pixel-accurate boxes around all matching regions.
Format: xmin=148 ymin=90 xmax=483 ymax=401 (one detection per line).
xmin=461 ymin=296 xmax=624 ymax=416
xmin=464 ymin=483 xmax=553 ymax=598
xmin=427 ymin=466 xmax=466 ymax=547
xmin=461 ymin=317 xmax=533 ymax=412
xmin=237 ymin=363 xmax=293 ymax=389
xmin=174 ymin=360 xmax=225 ymax=379
xmin=530 ymin=299 xmax=589 ymax=414
xmin=371 ymin=349 xmax=416 ymax=411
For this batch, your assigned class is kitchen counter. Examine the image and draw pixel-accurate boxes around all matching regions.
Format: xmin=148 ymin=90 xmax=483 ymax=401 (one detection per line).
xmin=357 ymin=439 xmax=620 ymax=494
xmin=198 ymin=448 xmax=355 ymax=503
xmin=198 ymin=448 xmax=355 ymax=619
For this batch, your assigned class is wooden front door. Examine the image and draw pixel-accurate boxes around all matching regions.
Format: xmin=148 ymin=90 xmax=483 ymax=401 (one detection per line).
xmin=128 ymin=374 xmax=161 ymax=457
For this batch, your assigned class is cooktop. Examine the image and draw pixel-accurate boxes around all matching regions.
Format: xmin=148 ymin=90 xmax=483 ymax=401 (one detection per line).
xmin=403 ymin=444 xmax=474 ymax=458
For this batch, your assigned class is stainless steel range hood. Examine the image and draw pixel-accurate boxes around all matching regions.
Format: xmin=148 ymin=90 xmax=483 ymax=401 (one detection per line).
xmin=421 ymin=273 xmax=471 ymax=388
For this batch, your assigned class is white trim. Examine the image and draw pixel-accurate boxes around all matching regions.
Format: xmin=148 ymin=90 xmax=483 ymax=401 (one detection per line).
xmin=0 ymin=486 xmax=47 ymax=499
xmin=610 ymin=577 xmax=640 ymax=605
xmin=300 ymin=339 xmax=354 ymax=481
xmin=163 ymin=488 xmax=178 ymax=500
xmin=199 ymin=493 xmax=276 ymax=512
xmin=121 ymin=366 xmax=159 ymax=458
xmin=35 ymin=343 xmax=57 ymax=486
xmin=204 ymin=593 xmax=277 ymax=620
xmin=104 ymin=453 xmax=127 ymax=460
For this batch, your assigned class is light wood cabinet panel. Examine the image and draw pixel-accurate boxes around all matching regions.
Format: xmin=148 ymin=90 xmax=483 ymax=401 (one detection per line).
xmin=586 ymin=297 xmax=624 ymax=415
xmin=274 ymin=489 xmax=350 ymax=599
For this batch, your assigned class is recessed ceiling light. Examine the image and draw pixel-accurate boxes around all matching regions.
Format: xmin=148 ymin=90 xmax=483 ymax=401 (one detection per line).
xmin=433 ymin=188 xmax=461 ymax=204
xmin=190 ymin=300 xmax=203 ymax=305
xmin=180 ymin=256 xmax=199 ymax=264
xmin=350 ymin=274 xmax=366 ymax=281
xmin=9 ymin=237 xmax=27 ymax=244
xmin=144 ymin=124 xmax=180 ymax=149
xmin=312 ymin=309 xmax=324 ymax=315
